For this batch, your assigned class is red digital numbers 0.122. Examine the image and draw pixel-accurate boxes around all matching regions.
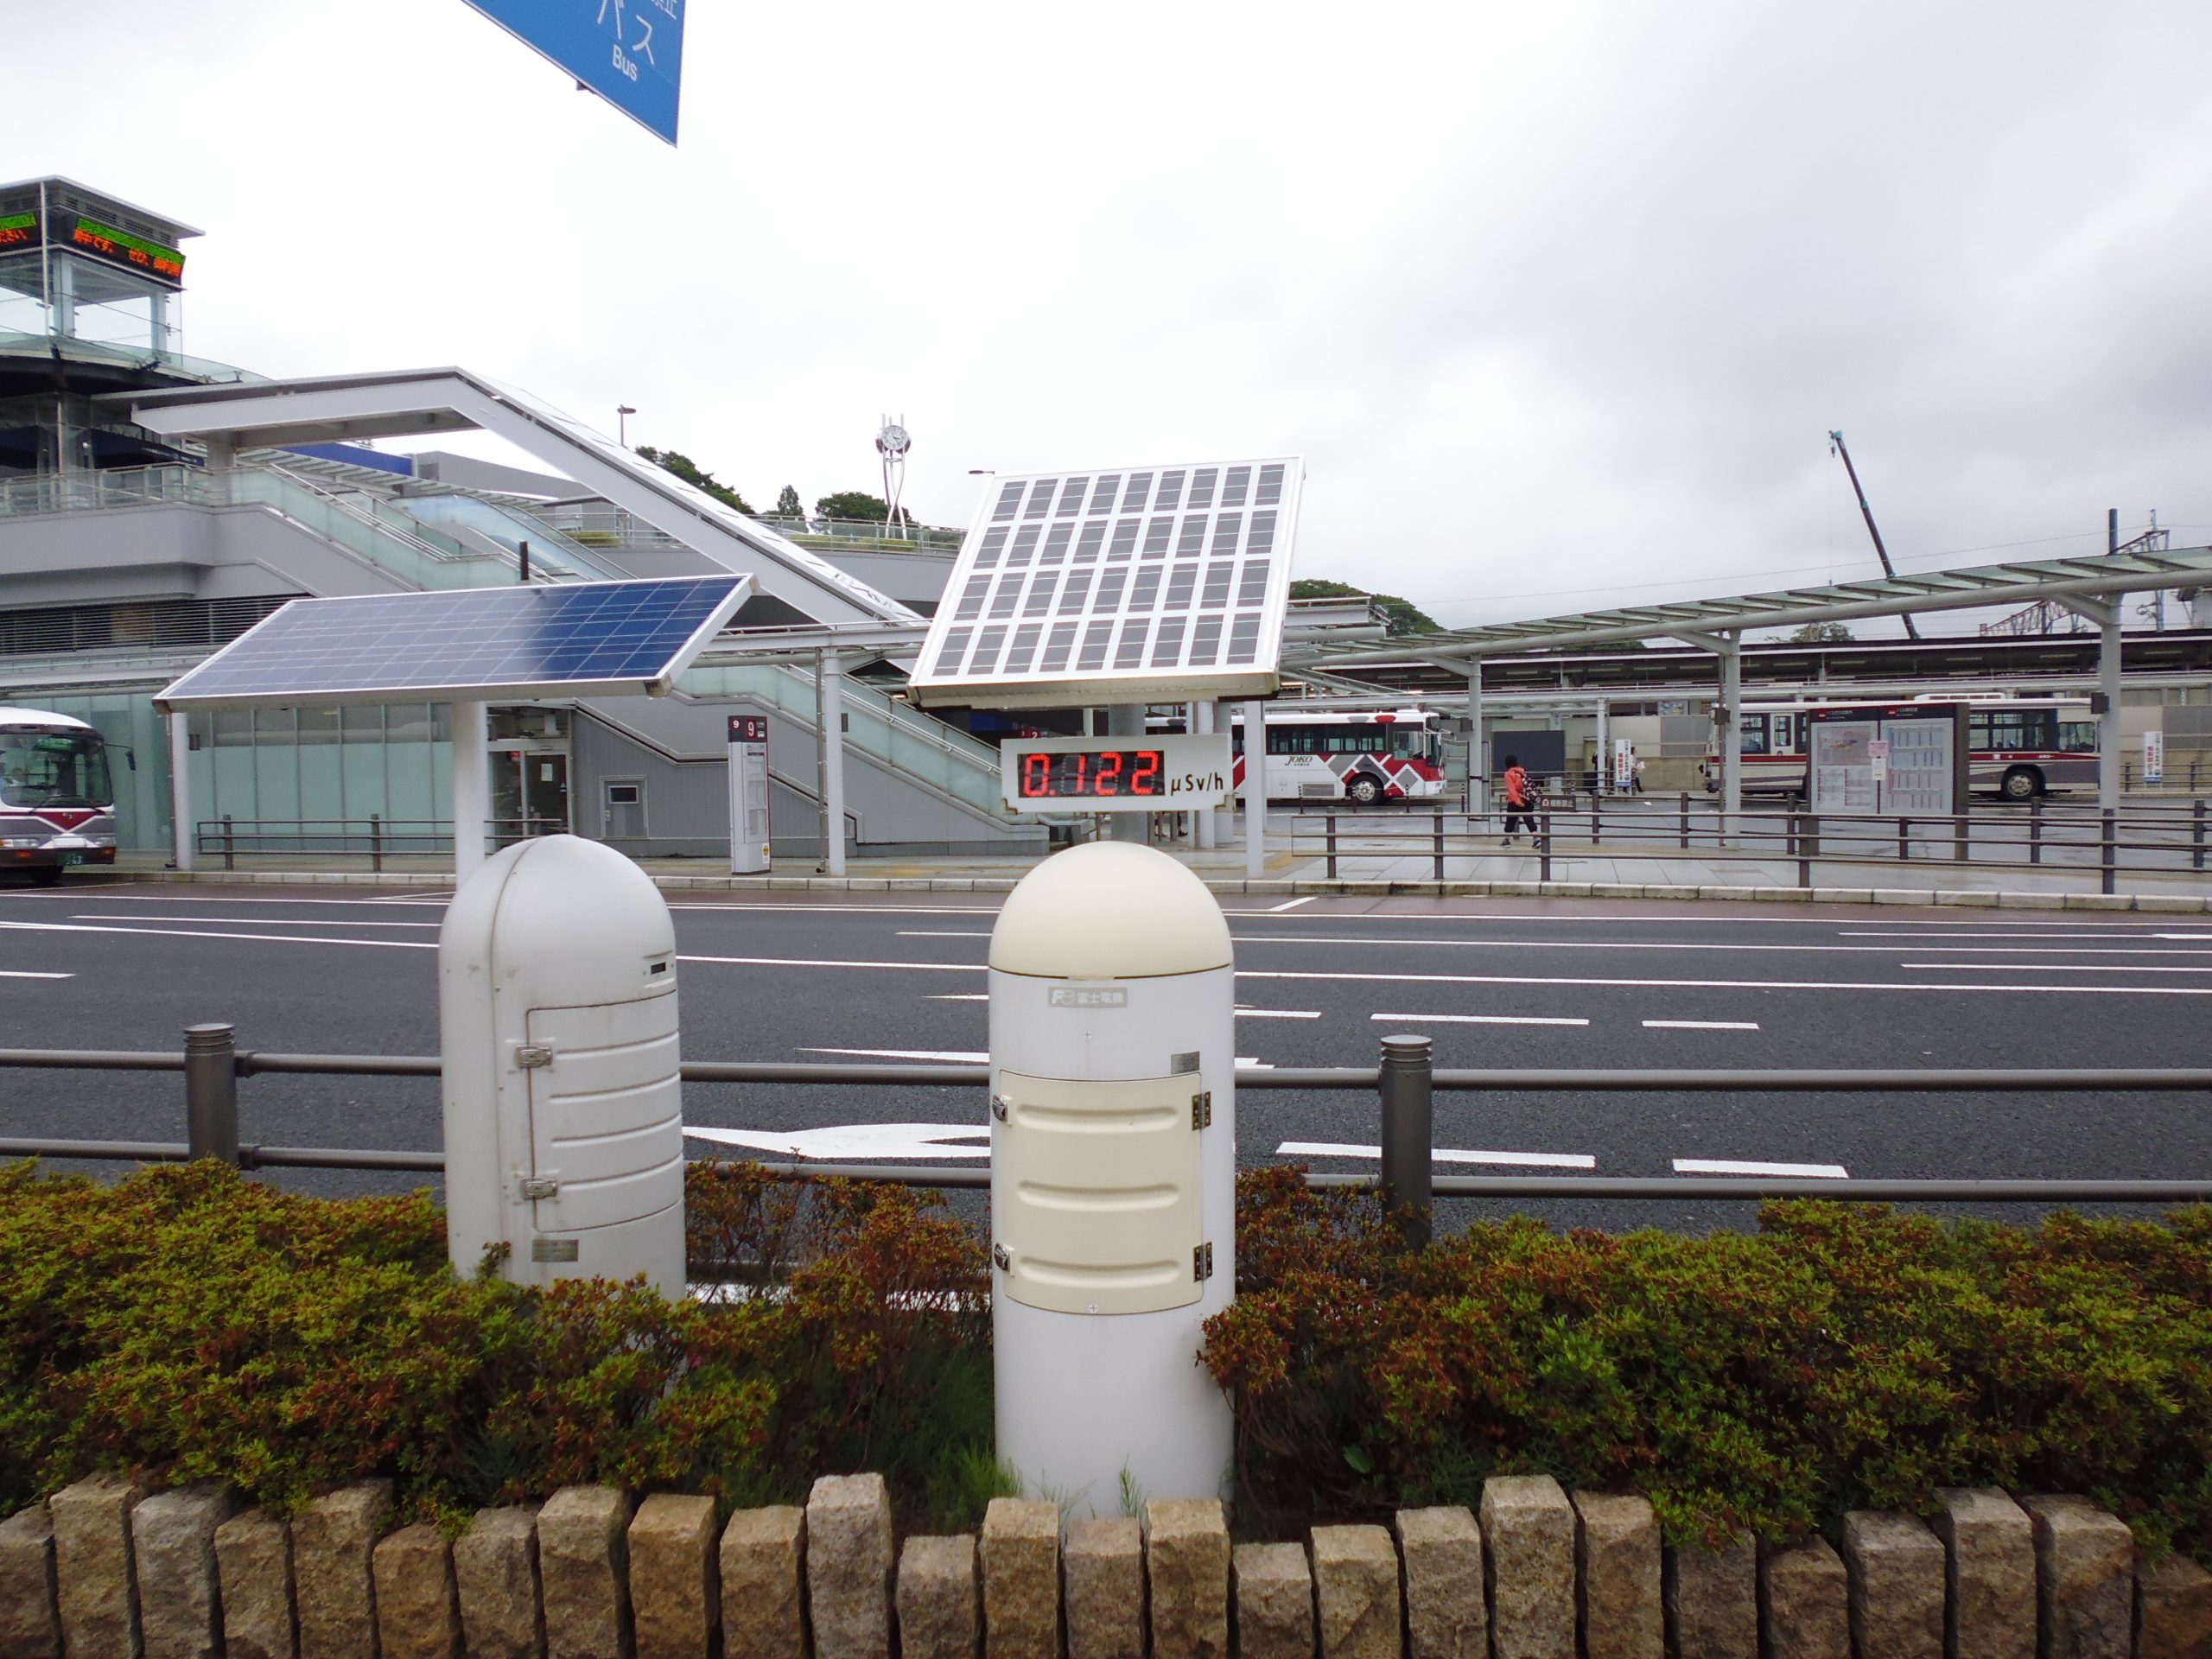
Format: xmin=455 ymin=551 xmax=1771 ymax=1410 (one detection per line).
xmin=1017 ymin=747 xmax=1167 ymax=799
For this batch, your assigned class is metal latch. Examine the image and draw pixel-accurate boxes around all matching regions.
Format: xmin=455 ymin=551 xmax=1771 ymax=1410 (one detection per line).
xmin=1193 ymin=1242 xmax=1214 ymax=1281
xmin=1191 ymin=1090 xmax=1212 ymax=1130
xmin=993 ymin=1243 xmax=1011 ymax=1271
xmin=514 ymin=1045 xmax=554 ymax=1070
xmin=520 ymin=1176 xmax=558 ymax=1201
xmin=990 ymin=1094 xmax=1010 ymax=1123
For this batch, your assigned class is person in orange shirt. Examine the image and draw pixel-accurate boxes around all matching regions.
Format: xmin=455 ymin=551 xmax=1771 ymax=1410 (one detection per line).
xmin=1502 ymin=753 xmax=1535 ymax=844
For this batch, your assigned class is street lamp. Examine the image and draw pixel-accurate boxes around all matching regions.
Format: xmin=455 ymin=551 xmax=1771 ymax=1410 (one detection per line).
xmin=617 ymin=405 xmax=637 ymax=447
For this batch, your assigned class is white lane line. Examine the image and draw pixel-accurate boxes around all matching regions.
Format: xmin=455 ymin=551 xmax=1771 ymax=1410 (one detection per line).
xmin=679 ymin=953 xmax=980 ymax=973
xmin=1896 ymin=962 xmax=2212 ymax=975
xmin=0 ymin=919 xmax=434 ymax=950
xmin=805 ymin=1046 xmax=1273 ymax=1069
xmin=899 ymin=931 xmax=991 ymax=938
xmin=1270 ymin=896 xmax=1317 ymax=912
xmin=73 ymin=913 xmax=442 ymax=930
xmin=684 ymin=1122 xmax=990 ymax=1160
xmin=0 ymin=969 xmax=72 ymax=980
xmin=1236 ymin=1008 xmax=1322 ymax=1020
xmin=1674 ymin=1158 xmax=1848 ymax=1179
xmin=2157 ymin=934 xmax=2212 ymax=941
xmin=924 ymin=994 xmax=989 ymax=1001
xmin=1234 ymin=934 xmax=2212 ymax=960
xmin=1371 ymin=1011 xmax=1590 ymax=1027
xmin=1279 ymin=1140 xmax=1598 ymax=1170
xmin=1242 ymin=966 xmax=2212 ymax=997
xmin=1643 ymin=1019 xmax=1760 ymax=1030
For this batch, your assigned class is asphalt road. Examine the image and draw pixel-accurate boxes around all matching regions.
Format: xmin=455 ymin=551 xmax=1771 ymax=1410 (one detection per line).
xmin=5 ymin=878 xmax=2212 ymax=1234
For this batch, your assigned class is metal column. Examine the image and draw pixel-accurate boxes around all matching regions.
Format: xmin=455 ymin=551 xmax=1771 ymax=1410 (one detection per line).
xmin=1193 ymin=702 xmax=1215 ymax=849
xmin=1682 ymin=631 xmax=1741 ymax=841
xmin=1594 ymin=699 xmax=1610 ymax=795
xmin=168 ymin=710 xmax=194 ymax=872
xmin=1243 ymin=698 xmax=1268 ymax=877
xmin=2101 ymin=611 xmax=2124 ymax=811
xmin=1465 ymin=662 xmax=1486 ymax=814
xmin=821 ymin=650 xmax=848 ymax=875
xmin=451 ymin=700 xmax=489 ymax=881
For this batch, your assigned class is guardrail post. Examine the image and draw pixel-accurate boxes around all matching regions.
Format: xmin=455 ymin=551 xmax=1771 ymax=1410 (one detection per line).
xmin=183 ymin=1023 xmax=240 ymax=1166
xmin=1539 ymin=810 xmax=1553 ymax=882
xmin=1432 ymin=811 xmax=1445 ymax=880
xmin=1793 ymin=811 xmax=1810 ymax=889
xmin=370 ymin=812 xmax=384 ymax=874
xmin=1954 ymin=811 xmax=1968 ymax=864
xmin=2030 ymin=798 xmax=2043 ymax=866
xmin=1377 ymin=1032 xmax=1433 ymax=1249
xmin=2193 ymin=798 xmax=2207 ymax=871
xmin=1592 ymin=796 xmax=1602 ymax=846
xmin=221 ymin=815 xmax=236 ymax=872
xmin=1897 ymin=816 xmax=1910 ymax=861
xmin=1679 ymin=791 xmax=1690 ymax=849
xmin=2101 ymin=808 xmax=2117 ymax=896
xmin=1325 ymin=815 xmax=1338 ymax=880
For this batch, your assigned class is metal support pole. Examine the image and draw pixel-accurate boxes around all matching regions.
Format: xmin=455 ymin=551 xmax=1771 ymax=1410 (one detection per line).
xmin=370 ymin=813 xmax=383 ymax=874
xmin=1719 ymin=633 xmax=1743 ymax=842
xmin=1243 ymin=698 xmax=1268 ymax=877
xmin=1325 ymin=815 xmax=1338 ymax=880
xmin=1466 ymin=664 xmax=1486 ymax=817
xmin=1898 ymin=817 xmax=1910 ymax=861
xmin=183 ymin=1023 xmax=240 ymax=1166
xmin=2195 ymin=798 xmax=2206 ymax=872
xmin=1794 ymin=812 xmax=1810 ymax=889
xmin=1954 ymin=812 xmax=1968 ymax=863
xmin=1539 ymin=809 xmax=1554 ymax=882
xmin=2100 ymin=611 xmax=2124 ymax=812
xmin=450 ymin=699 xmax=488 ymax=882
xmin=1377 ymin=1033 xmax=1433 ymax=1249
xmin=2031 ymin=798 xmax=2043 ymax=866
xmin=1594 ymin=699 xmax=1609 ymax=798
xmin=821 ymin=650 xmax=848 ymax=875
xmin=1433 ymin=812 xmax=1446 ymax=880
xmin=1193 ymin=702 xmax=1215 ymax=850
xmin=221 ymin=815 xmax=235 ymax=872
xmin=1592 ymin=795 xmax=1602 ymax=845
xmin=2102 ymin=808 xmax=2117 ymax=896
xmin=168 ymin=710 xmax=194 ymax=872
xmin=1679 ymin=791 xmax=1690 ymax=849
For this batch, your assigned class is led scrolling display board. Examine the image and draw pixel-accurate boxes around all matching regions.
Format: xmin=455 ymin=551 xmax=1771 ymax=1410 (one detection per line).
xmin=909 ymin=456 xmax=1303 ymax=709
xmin=67 ymin=217 xmax=187 ymax=285
xmin=0 ymin=213 xmax=35 ymax=254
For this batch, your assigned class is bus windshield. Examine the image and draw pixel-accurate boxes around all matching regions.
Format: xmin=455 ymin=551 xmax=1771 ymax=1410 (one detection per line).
xmin=0 ymin=731 xmax=112 ymax=809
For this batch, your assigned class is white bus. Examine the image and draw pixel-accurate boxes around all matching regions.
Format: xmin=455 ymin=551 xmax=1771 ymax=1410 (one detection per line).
xmin=1229 ymin=707 xmax=1449 ymax=805
xmin=1 ymin=708 xmax=118 ymax=883
xmin=1703 ymin=694 xmax=2099 ymax=801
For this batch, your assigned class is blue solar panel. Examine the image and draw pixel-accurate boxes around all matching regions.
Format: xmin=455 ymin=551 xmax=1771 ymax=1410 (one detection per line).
xmin=158 ymin=577 xmax=752 ymax=709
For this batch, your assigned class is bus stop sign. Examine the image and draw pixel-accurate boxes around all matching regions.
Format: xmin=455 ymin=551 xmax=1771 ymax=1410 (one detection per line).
xmin=464 ymin=0 xmax=685 ymax=145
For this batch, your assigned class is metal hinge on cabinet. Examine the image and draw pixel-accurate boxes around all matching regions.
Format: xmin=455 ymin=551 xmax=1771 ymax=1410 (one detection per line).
xmin=1193 ymin=1242 xmax=1214 ymax=1282
xmin=990 ymin=1094 xmax=1010 ymax=1123
xmin=993 ymin=1243 xmax=1011 ymax=1271
xmin=520 ymin=1176 xmax=559 ymax=1200
xmin=514 ymin=1045 xmax=554 ymax=1069
xmin=1191 ymin=1090 xmax=1212 ymax=1130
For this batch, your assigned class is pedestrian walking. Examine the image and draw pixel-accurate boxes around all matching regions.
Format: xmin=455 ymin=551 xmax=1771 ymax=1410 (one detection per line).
xmin=1630 ymin=746 xmax=1646 ymax=793
xmin=1502 ymin=753 xmax=1536 ymax=842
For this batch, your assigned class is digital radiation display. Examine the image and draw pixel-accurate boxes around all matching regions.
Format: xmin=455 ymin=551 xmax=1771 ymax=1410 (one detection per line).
xmin=1000 ymin=734 xmax=1232 ymax=812
xmin=1014 ymin=747 xmax=1169 ymax=800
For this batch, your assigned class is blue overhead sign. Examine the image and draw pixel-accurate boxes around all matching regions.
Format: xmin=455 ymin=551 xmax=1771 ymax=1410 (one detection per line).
xmin=464 ymin=0 xmax=684 ymax=146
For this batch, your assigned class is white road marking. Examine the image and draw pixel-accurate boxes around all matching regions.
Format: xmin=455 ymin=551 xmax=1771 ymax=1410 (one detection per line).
xmin=1270 ymin=896 xmax=1317 ymax=912
xmin=0 ymin=969 xmax=71 ymax=980
xmin=1236 ymin=934 xmax=2212 ymax=959
xmin=805 ymin=1046 xmax=1272 ymax=1068
xmin=2156 ymin=934 xmax=2212 ymax=941
xmin=1643 ymin=1019 xmax=1760 ymax=1030
xmin=677 ymin=953 xmax=981 ymax=973
xmin=0 ymin=919 xmax=435 ymax=950
xmin=1242 ymin=966 xmax=2212 ymax=997
xmin=74 ymin=913 xmax=442 ymax=930
xmin=1235 ymin=1007 xmax=1322 ymax=1020
xmin=1371 ymin=1011 xmax=1590 ymax=1027
xmin=1674 ymin=1159 xmax=1848 ymax=1179
xmin=1278 ymin=1140 xmax=1598 ymax=1170
xmin=683 ymin=1122 xmax=989 ymax=1160
xmin=924 ymin=994 xmax=989 ymax=1001
xmin=1896 ymin=962 xmax=2212 ymax=975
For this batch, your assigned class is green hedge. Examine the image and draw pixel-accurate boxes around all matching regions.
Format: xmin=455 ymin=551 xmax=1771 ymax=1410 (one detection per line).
xmin=1204 ymin=1167 xmax=2212 ymax=1551
xmin=7 ymin=1159 xmax=2210 ymax=1555
xmin=0 ymin=1160 xmax=1002 ymax=1529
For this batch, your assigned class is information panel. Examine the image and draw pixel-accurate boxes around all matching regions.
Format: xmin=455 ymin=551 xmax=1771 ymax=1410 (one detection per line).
xmin=1808 ymin=703 xmax=1967 ymax=816
xmin=1001 ymin=733 xmax=1231 ymax=812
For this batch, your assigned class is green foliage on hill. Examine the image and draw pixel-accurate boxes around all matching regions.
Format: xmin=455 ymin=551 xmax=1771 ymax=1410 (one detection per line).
xmin=1289 ymin=578 xmax=1443 ymax=635
xmin=815 ymin=490 xmax=912 ymax=529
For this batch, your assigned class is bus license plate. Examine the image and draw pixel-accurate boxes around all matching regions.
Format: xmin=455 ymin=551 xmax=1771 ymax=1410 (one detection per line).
xmin=60 ymin=854 xmax=83 ymax=867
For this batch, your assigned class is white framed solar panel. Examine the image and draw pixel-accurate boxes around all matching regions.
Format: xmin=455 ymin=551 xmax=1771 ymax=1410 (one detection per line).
xmin=906 ymin=456 xmax=1301 ymax=709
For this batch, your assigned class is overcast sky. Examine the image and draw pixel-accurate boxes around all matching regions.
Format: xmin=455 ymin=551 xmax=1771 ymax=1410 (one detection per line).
xmin=13 ymin=1 xmax=2211 ymax=632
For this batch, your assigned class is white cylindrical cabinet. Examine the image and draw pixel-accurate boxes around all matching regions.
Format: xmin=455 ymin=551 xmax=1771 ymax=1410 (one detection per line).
xmin=439 ymin=834 xmax=686 ymax=1295
xmin=988 ymin=841 xmax=1235 ymax=1513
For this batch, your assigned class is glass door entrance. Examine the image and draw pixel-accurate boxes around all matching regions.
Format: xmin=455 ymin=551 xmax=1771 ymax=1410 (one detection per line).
xmin=491 ymin=748 xmax=569 ymax=846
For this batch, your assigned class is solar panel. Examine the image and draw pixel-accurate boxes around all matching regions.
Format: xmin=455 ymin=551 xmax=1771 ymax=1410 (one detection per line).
xmin=156 ymin=576 xmax=753 ymax=710
xmin=907 ymin=455 xmax=1300 ymax=709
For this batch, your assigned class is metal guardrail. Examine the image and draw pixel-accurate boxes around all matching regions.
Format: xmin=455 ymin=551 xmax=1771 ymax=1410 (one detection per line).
xmin=194 ymin=817 xmax=564 ymax=870
xmin=1290 ymin=795 xmax=2212 ymax=896
xmin=8 ymin=1027 xmax=2212 ymax=1241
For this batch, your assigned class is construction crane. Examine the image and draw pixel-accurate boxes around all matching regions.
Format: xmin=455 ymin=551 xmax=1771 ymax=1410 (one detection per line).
xmin=1827 ymin=429 xmax=1919 ymax=641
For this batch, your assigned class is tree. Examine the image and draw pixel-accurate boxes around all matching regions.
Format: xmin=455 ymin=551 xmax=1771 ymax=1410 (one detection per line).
xmin=1789 ymin=620 xmax=1853 ymax=644
xmin=816 ymin=490 xmax=912 ymax=529
xmin=775 ymin=484 xmax=804 ymax=518
xmin=1289 ymin=578 xmax=1442 ymax=636
xmin=633 ymin=446 xmax=753 ymax=516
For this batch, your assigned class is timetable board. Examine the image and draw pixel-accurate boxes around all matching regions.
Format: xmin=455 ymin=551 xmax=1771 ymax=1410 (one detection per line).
xmin=908 ymin=458 xmax=1301 ymax=709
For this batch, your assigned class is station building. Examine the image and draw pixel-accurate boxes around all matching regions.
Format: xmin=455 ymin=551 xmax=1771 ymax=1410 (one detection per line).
xmin=3 ymin=177 xmax=2209 ymax=867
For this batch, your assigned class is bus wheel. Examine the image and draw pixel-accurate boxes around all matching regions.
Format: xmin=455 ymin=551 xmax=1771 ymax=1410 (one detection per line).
xmin=1346 ymin=774 xmax=1383 ymax=806
xmin=27 ymin=866 xmax=62 ymax=887
xmin=2000 ymin=766 xmax=2043 ymax=802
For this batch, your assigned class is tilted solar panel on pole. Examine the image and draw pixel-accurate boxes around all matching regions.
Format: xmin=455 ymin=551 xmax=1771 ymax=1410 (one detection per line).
xmin=906 ymin=457 xmax=1301 ymax=708
xmin=154 ymin=576 xmax=753 ymax=710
